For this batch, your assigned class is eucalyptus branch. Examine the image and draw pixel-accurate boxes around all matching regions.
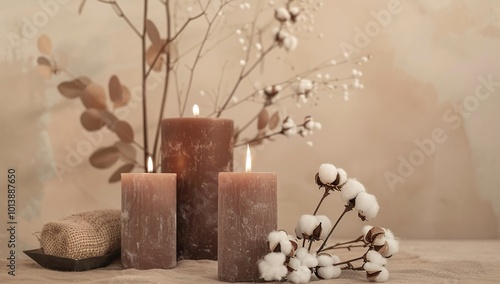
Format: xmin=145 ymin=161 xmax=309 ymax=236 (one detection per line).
xmin=141 ymin=0 xmax=149 ymax=171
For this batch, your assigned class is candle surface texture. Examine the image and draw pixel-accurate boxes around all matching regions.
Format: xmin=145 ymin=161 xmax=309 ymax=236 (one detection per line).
xmin=161 ymin=118 xmax=233 ymax=260
xmin=218 ymin=172 xmax=277 ymax=282
xmin=121 ymin=173 xmax=176 ymax=269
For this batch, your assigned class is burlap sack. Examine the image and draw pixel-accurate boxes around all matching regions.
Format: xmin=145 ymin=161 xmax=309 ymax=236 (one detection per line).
xmin=40 ymin=209 xmax=120 ymax=259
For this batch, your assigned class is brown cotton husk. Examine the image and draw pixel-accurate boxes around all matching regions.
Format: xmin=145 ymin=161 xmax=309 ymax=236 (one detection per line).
xmin=365 ymin=227 xmax=385 ymax=243
xmin=366 ymin=270 xmax=382 ymax=282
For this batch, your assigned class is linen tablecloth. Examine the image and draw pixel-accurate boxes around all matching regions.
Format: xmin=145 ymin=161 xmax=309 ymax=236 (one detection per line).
xmin=2 ymin=240 xmax=499 ymax=283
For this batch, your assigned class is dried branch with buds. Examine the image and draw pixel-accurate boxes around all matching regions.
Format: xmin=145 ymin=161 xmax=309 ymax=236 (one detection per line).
xmin=35 ymin=0 xmax=369 ymax=182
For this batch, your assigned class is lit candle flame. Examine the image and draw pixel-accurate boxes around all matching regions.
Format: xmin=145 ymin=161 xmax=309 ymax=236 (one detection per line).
xmin=193 ymin=104 xmax=200 ymax=117
xmin=245 ymin=144 xmax=252 ymax=173
xmin=147 ymin=156 xmax=153 ymax=173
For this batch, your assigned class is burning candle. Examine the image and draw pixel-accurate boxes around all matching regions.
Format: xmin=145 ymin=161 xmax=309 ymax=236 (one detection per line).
xmin=121 ymin=157 xmax=177 ymax=269
xmin=161 ymin=105 xmax=234 ymax=260
xmin=218 ymin=145 xmax=277 ymax=282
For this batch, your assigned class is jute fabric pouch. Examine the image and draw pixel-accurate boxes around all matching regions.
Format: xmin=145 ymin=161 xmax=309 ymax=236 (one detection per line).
xmin=40 ymin=209 xmax=121 ymax=259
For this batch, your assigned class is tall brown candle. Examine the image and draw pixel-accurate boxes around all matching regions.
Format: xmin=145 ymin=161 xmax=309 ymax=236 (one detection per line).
xmin=121 ymin=157 xmax=177 ymax=269
xmin=161 ymin=107 xmax=233 ymax=260
xmin=218 ymin=146 xmax=277 ymax=282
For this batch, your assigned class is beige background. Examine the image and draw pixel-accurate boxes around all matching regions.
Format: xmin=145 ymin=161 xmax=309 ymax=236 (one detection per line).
xmin=1 ymin=0 xmax=499 ymax=258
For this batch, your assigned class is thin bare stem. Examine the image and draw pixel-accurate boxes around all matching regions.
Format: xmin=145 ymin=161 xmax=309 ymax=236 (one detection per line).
xmin=313 ymin=189 xmax=330 ymax=215
xmin=152 ymin=0 xmax=172 ymax=171
xmin=99 ymin=0 xmax=141 ymax=37
xmin=320 ymin=235 xmax=368 ymax=252
xmin=234 ymin=129 xmax=283 ymax=147
xmin=60 ymin=68 xmax=76 ymax=78
xmin=180 ymin=2 xmax=226 ymax=117
xmin=216 ymin=43 xmax=276 ymax=118
xmin=334 ymin=256 xmax=365 ymax=267
xmin=145 ymin=10 xmax=205 ymax=78
xmin=233 ymin=108 xmax=261 ymax=140
xmin=141 ymin=0 xmax=149 ymax=172
xmin=317 ymin=204 xmax=353 ymax=253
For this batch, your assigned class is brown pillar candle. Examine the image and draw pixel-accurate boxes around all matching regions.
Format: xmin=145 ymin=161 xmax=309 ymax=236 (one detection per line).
xmin=161 ymin=106 xmax=233 ymax=260
xmin=218 ymin=146 xmax=277 ymax=282
xmin=121 ymin=157 xmax=177 ymax=269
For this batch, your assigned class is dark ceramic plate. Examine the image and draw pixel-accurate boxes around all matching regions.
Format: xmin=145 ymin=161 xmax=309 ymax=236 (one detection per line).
xmin=24 ymin=249 xmax=119 ymax=271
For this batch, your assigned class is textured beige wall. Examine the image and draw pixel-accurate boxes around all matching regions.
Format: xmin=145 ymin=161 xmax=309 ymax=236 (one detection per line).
xmin=1 ymin=0 xmax=499 ymax=258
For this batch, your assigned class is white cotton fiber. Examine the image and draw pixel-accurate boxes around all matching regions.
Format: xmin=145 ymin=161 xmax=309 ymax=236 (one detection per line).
xmin=268 ymin=230 xmax=285 ymax=249
xmin=341 ymin=179 xmax=366 ymax=203
xmin=366 ymin=250 xmax=387 ymax=266
xmin=280 ymin=240 xmax=293 ymax=255
xmin=337 ymin=168 xmax=348 ymax=185
xmin=355 ymin=192 xmax=380 ymax=220
xmin=258 ymin=253 xmax=288 ymax=281
xmin=317 ymin=254 xmax=334 ymax=267
xmin=384 ymin=239 xmax=399 ymax=257
xmin=288 ymin=265 xmax=312 ymax=284
xmin=317 ymin=265 xmax=341 ymax=280
xmin=318 ymin=163 xmax=337 ymax=184
xmin=297 ymin=214 xmax=319 ymax=237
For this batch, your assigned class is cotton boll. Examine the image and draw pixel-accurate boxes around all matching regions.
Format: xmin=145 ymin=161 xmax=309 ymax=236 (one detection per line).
xmin=365 ymin=250 xmax=387 ymax=266
xmin=318 ymin=163 xmax=337 ymax=184
xmin=289 ymin=6 xmax=300 ymax=16
xmin=279 ymin=240 xmax=293 ymax=255
xmin=362 ymin=225 xmax=373 ymax=237
xmin=315 ymin=215 xmax=332 ymax=240
xmin=283 ymin=35 xmax=298 ymax=51
xmin=283 ymin=116 xmax=296 ymax=129
xmin=316 ymin=265 xmax=341 ymax=280
xmin=355 ymin=192 xmax=380 ymax=220
xmin=288 ymin=257 xmax=302 ymax=271
xmin=304 ymin=120 xmax=315 ymax=130
xmin=258 ymin=253 xmax=288 ymax=281
xmin=341 ymin=179 xmax=366 ymax=202
xmin=373 ymin=235 xmax=386 ymax=246
xmin=384 ymin=228 xmax=395 ymax=240
xmin=383 ymin=239 xmax=399 ymax=257
xmin=314 ymin=122 xmax=322 ymax=130
xmin=263 ymin=252 xmax=286 ymax=266
xmin=284 ymin=127 xmax=298 ymax=137
xmin=374 ymin=267 xmax=389 ymax=282
xmin=336 ymin=168 xmax=348 ymax=185
xmin=295 ymin=248 xmax=318 ymax=268
xmin=295 ymin=247 xmax=309 ymax=260
xmin=268 ymin=230 xmax=286 ymax=250
xmin=364 ymin=263 xmax=389 ymax=282
xmin=288 ymin=266 xmax=312 ymax=284
xmin=275 ymin=7 xmax=291 ymax=22
xmin=297 ymin=214 xmax=319 ymax=237
xmin=301 ymin=252 xmax=318 ymax=268
xmin=317 ymin=254 xmax=334 ymax=267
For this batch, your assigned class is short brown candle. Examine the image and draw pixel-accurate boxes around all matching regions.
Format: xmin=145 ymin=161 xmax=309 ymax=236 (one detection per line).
xmin=161 ymin=109 xmax=233 ymax=260
xmin=121 ymin=158 xmax=177 ymax=269
xmin=218 ymin=147 xmax=277 ymax=282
